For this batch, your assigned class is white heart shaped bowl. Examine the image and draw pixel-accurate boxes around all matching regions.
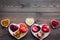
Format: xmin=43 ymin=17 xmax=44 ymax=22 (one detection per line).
xmin=31 ymin=24 xmax=50 ymax=40
xmin=25 ymin=17 xmax=35 ymax=26
xmin=8 ymin=23 xmax=28 ymax=39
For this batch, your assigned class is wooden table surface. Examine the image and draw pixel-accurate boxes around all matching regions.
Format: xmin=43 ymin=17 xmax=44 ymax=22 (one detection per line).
xmin=1 ymin=0 xmax=60 ymax=12
xmin=0 ymin=13 xmax=60 ymax=40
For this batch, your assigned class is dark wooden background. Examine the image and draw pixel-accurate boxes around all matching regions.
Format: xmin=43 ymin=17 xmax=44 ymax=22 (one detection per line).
xmin=0 ymin=13 xmax=60 ymax=40
xmin=0 ymin=0 xmax=60 ymax=12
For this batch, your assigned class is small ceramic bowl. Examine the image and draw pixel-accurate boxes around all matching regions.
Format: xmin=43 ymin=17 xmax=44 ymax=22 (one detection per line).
xmin=8 ymin=23 xmax=28 ymax=39
xmin=31 ymin=24 xmax=50 ymax=40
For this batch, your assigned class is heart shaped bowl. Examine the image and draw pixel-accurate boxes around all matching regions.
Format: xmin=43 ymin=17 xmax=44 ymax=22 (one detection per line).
xmin=25 ymin=17 xmax=34 ymax=26
xmin=31 ymin=24 xmax=50 ymax=40
xmin=1 ymin=18 xmax=10 ymax=27
xmin=8 ymin=23 xmax=28 ymax=39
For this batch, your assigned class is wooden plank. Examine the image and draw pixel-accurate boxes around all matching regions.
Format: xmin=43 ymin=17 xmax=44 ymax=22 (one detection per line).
xmin=0 ymin=13 xmax=60 ymax=40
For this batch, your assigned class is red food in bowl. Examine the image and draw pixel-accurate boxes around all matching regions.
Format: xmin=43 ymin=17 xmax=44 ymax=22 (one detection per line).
xmin=20 ymin=23 xmax=28 ymax=33
xmin=10 ymin=25 xmax=18 ymax=32
xmin=32 ymin=25 xmax=40 ymax=32
xmin=51 ymin=19 xmax=59 ymax=28
xmin=42 ymin=24 xmax=50 ymax=33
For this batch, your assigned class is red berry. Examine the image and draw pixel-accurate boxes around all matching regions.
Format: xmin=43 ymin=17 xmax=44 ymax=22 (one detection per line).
xmin=10 ymin=25 xmax=18 ymax=32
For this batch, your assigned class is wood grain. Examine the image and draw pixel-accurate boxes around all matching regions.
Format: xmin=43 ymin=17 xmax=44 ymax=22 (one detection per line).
xmin=0 ymin=13 xmax=60 ymax=40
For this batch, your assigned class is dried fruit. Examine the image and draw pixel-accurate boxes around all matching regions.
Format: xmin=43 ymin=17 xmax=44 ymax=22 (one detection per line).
xmin=1 ymin=18 xmax=10 ymax=27
xmin=10 ymin=25 xmax=18 ymax=32
xmin=51 ymin=19 xmax=59 ymax=28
